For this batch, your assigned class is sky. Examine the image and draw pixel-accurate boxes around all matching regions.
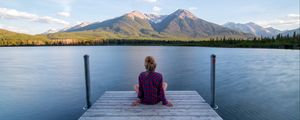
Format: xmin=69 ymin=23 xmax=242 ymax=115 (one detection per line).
xmin=0 ymin=0 xmax=299 ymax=34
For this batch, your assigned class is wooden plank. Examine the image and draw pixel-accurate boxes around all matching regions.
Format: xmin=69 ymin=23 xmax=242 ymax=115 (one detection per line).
xmin=100 ymin=91 xmax=204 ymax=101
xmin=80 ymin=116 xmax=223 ymax=120
xmin=100 ymin=95 xmax=203 ymax=99
xmin=98 ymin=96 xmax=203 ymax=100
xmin=82 ymin=109 xmax=219 ymax=116
xmin=91 ymin=102 xmax=210 ymax=107
xmin=94 ymin=102 xmax=205 ymax=105
xmin=82 ymin=112 xmax=219 ymax=117
xmin=101 ymin=94 xmax=201 ymax=97
xmin=95 ymin=99 xmax=205 ymax=104
xmin=97 ymin=98 xmax=203 ymax=101
xmin=82 ymin=109 xmax=215 ymax=113
xmin=104 ymin=91 xmax=198 ymax=94
xmin=79 ymin=91 xmax=223 ymax=120
xmin=90 ymin=104 xmax=212 ymax=109
xmin=96 ymin=99 xmax=205 ymax=103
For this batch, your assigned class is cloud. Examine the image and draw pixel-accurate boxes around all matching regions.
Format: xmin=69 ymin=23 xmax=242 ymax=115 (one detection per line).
xmin=288 ymin=14 xmax=300 ymax=18
xmin=0 ymin=7 xmax=70 ymax=25
xmin=143 ymin=0 xmax=157 ymax=3
xmin=52 ymin=0 xmax=73 ymax=17
xmin=153 ymin=6 xmax=161 ymax=12
xmin=188 ymin=7 xmax=198 ymax=11
xmin=52 ymin=0 xmax=72 ymax=11
xmin=57 ymin=11 xmax=70 ymax=17
xmin=256 ymin=13 xmax=300 ymax=30
xmin=151 ymin=6 xmax=161 ymax=14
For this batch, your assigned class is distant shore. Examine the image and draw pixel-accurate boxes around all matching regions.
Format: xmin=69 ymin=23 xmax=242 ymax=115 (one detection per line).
xmin=1 ymin=38 xmax=299 ymax=49
xmin=1 ymin=27 xmax=299 ymax=49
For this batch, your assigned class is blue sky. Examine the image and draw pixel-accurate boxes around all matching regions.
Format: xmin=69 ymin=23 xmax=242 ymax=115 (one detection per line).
xmin=0 ymin=0 xmax=299 ymax=34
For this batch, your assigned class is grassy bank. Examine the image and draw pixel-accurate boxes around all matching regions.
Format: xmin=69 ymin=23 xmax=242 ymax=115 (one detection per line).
xmin=0 ymin=29 xmax=299 ymax=49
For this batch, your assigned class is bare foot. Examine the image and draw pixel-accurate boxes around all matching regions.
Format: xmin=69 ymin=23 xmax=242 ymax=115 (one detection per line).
xmin=131 ymin=99 xmax=141 ymax=106
xmin=165 ymin=101 xmax=173 ymax=107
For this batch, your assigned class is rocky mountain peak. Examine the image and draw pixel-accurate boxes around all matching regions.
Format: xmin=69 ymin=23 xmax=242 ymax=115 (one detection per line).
xmin=77 ymin=22 xmax=90 ymax=27
xmin=126 ymin=10 xmax=148 ymax=19
xmin=171 ymin=9 xmax=197 ymax=19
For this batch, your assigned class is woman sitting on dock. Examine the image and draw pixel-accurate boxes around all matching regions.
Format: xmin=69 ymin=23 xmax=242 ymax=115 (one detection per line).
xmin=132 ymin=56 xmax=173 ymax=107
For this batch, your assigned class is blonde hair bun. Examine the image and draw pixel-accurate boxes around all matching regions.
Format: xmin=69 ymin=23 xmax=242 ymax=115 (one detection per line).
xmin=144 ymin=56 xmax=156 ymax=72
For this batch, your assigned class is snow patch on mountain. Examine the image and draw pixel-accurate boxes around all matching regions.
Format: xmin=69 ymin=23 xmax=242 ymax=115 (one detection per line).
xmin=223 ymin=22 xmax=281 ymax=37
xmin=144 ymin=14 xmax=166 ymax=23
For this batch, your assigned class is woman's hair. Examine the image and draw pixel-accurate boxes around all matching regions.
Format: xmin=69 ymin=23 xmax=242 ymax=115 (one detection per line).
xmin=144 ymin=56 xmax=156 ymax=72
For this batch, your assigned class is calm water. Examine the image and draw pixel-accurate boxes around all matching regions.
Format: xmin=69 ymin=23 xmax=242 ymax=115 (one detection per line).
xmin=0 ymin=46 xmax=299 ymax=120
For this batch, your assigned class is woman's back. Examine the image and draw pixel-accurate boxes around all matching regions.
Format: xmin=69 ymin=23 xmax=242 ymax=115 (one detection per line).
xmin=132 ymin=56 xmax=172 ymax=107
xmin=138 ymin=71 xmax=166 ymax=105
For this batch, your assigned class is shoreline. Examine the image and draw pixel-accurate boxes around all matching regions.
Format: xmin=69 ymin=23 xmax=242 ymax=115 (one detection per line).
xmin=1 ymin=38 xmax=299 ymax=50
xmin=0 ymin=44 xmax=299 ymax=50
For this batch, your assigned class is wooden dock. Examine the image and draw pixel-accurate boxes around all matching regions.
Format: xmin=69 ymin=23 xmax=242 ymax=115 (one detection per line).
xmin=79 ymin=91 xmax=223 ymax=120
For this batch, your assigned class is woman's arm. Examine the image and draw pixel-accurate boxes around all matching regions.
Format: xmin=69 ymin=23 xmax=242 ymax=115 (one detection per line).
xmin=158 ymin=75 xmax=173 ymax=107
xmin=158 ymin=75 xmax=168 ymax=105
xmin=132 ymin=74 xmax=144 ymax=106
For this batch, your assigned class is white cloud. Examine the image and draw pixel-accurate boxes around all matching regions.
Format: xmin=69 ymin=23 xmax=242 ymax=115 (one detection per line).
xmin=57 ymin=11 xmax=70 ymax=17
xmin=288 ymin=14 xmax=300 ymax=18
xmin=188 ymin=7 xmax=198 ymax=11
xmin=52 ymin=0 xmax=72 ymax=11
xmin=151 ymin=6 xmax=161 ymax=14
xmin=153 ymin=6 xmax=161 ymax=12
xmin=0 ymin=7 xmax=70 ymax=25
xmin=76 ymin=21 xmax=82 ymax=25
xmin=256 ymin=13 xmax=300 ymax=30
xmin=52 ymin=0 xmax=73 ymax=17
xmin=143 ymin=0 xmax=157 ymax=3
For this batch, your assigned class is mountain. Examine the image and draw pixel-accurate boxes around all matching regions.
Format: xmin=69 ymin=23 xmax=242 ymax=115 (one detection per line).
xmin=66 ymin=11 xmax=162 ymax=37
xmin=223 ymin=22 xmax=281 ymax=37
xmin=52 ymin=9 xmax=253 ymax=39
xmin=43 ymin=22 xmax=91 ymax=34
xmin=281 ymin=28 xmax=300 ymax=36
xmin=42 ymin=29 xmax=59 ymax=34
xmin=144 ymin=14 xmax=167 ymax=23
xmin=152 ymin=9 xmax=251 ymax=38
xmin=0 ymin=29 xmax=47 ymax=41
xmin=1 ymin=28 xmax=32 ymax=38
xmin=265 ymin=27 xmax=281 ymax=35
xmin=64 ymin=22 xmax=91 ymax=32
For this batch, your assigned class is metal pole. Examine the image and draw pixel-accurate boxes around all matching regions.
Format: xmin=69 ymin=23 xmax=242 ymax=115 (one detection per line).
xmin=210 ymin=54 xmax=218 ymax=109
xmin=84 ymin=55 xmax=91 ymax=109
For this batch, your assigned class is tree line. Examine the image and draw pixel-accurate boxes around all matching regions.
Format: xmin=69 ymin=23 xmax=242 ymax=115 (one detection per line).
xmin=0 ymin=32 xmax=299 ymax=49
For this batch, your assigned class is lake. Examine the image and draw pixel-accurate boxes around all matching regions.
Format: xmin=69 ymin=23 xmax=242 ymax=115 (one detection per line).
xmin=0 ymin=46 xmax=299 ymax=120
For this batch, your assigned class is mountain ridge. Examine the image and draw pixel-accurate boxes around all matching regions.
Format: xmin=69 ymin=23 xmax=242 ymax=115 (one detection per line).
xmin=281 ymin=28 xmax=300 ymax=36
xmin=223 ymin=22 xmax=281 ymax=37
xmin=50 ymin=9 xmax=254 ymax=39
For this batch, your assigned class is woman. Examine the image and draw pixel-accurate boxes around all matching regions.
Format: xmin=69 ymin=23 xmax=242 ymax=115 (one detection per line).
xmin=132 ymin=56 xmax=173 ymax=107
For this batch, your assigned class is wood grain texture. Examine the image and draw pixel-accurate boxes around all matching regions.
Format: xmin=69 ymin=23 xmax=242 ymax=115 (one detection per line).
xmin=79 ymin=91 xmax=223 ymax=120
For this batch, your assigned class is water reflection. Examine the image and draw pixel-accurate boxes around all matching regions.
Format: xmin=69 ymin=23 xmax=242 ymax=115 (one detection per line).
xmin=0 ymin=46 xmax=299 ymax=120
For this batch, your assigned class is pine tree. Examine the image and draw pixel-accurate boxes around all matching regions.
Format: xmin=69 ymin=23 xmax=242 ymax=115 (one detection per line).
xmin=293 ymin=32 xmax=296 ymax=39
xmin=276 ymin=34 xmax=281 ymax=40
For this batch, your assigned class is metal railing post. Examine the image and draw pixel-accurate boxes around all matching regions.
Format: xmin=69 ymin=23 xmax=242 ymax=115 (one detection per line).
xmin=210 ymin=54 xmax=218 ymax=109
xmin=84 ymin=55 xmax=91 ymax=109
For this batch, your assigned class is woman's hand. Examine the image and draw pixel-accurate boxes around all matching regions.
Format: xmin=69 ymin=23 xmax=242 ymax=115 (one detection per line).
xmin=165 ymin=101 xmax=173 ymax=107
xmin=131 ymin=99 xmax=141 ymax=106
